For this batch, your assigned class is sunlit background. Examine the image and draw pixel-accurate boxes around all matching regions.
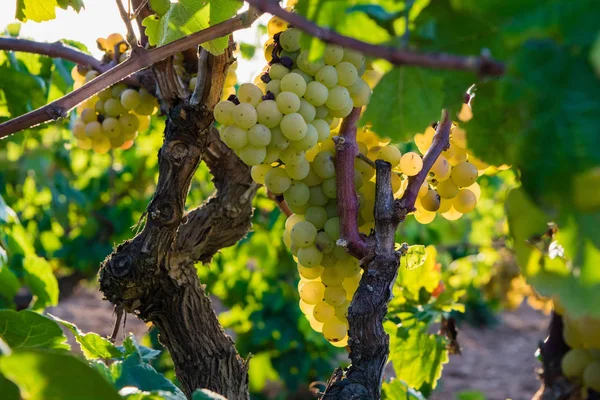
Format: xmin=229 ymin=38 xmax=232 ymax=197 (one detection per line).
xmin=0 ymin=0 xmax=268 ymax=82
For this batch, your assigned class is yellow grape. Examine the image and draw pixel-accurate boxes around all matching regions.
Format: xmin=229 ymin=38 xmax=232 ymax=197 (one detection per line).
xmin=376 ymin=145 xmax=401 ymax=167
xmin=322 ymin=318 xmax=348 ymax=342
xmin=414 ymin=133 xmax=431 ymax=155
xmin=329 ymin=335 xmax=349 ymax=348
xmin=85 ymin=121 xmax=103 ymax=138
xmin=101 ymin=117 xmax=121 ymax=138
xmin=91 ymin=136 xmax=111 ymax=154
xmin=309 ymin=314 xmax=324 ymax=332
xmin=414 ymin=207 xmax=436 ymax=224
xmin=453 ymin=189 xmax=477 ymax=213
xmin=451 ymin=127 xmax=467 ymax=148
xmin=417 ymin=180 xmax=429 ymax=198
xmin=451 ymin=161 xmax=478 ymax=187
xmin=313 ymin=301 xmax=336 ymax=323
xmin=466 ymin=182 xmax=481 ymax=201
xmin=420 ymin=189 xmax=441 ymax=212
xmin=73 ymin=122 xmax=86 ymax=140
xmin=562 ymin=348 xmax=593 ymax=378
xmin=120 ymin=89 xmax=141 ymax=110
xmin=431 ymin=155 xmax=451 ymax=181
xmin=583 ymin=361 xmax=600 ymax=391
xmin=324 ymin=286 xmax=346 ymax=307
xmin=80 ymin=108 xmax=97 ymax=124
xmin=437 ymin=179 xmax=460 ymax=199
xmin=400 ymin=152 xmax=423 ymax=176
xmin=298 ymin=264 xmax=324 ymax=280
xmin=342 ymin=274 xmax=361 ymax=300
xmin=250 ymin=164 xmax=272 ymax=185
xmin=77 ymin=137 xmax=92 ymax=150
xmin=299 ymin=299 xmax=315 ymax=316
xmin=438 ymin=198 xmax=453 ymax=213
xmin=441 ymin=206 xmax=463 ymax=221
xmin=335 ymin=301 xmax=350 ymax=322
xmin=299 ymin=281 xmax=325 ymax=305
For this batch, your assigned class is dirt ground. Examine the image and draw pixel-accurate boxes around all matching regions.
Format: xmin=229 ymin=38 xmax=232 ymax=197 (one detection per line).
xmin=47 ymin=284 xmax=550 ymax=400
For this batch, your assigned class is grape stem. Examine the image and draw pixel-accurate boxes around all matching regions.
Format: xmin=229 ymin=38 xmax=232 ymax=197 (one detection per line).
xmin=0 ymin=7 xmax=262 ymax=140
xmin=267 ymin=191 xmax=293 ymax=217
xmin=245 ymin=0 xmax=505 ymax=76
xmin=356 ymin=152 xmax=376 ymax=169
xmin=334 ymin=107 xmax=369 ymax=259
xmin=395 ymin=110 xmax=451 ymax=220
xmin=115 ymin=0 xmax=140 ymax=49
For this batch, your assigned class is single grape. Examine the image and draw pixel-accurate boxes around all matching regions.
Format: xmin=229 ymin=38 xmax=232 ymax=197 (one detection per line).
xmin=248 ymin=124 xmax=271 ymax=147
xmin=355 ymin=157 xmax=375 ymax=181
xmin=221 ymin=125 xmax=248 ymax=150
xmin=453 ymin=189 xmax=477 ymax=213
xmin=322 ymin=178 xmax=337 ymax=199
xmin=341 ymin=259 xmax=361 ymax=278
xmin=270 ymin=126 xmax=290 ymax=150
xmin=562 ymin=348 xmax=593 ymax=378
xmin=119 ymin=113 xmax=140 ymax=134
xmin=232 ymin=103 xmax=258 ymax=129
xmin=84 ymin=70 xmax=99 ymax=82
xmin=315 ymin=105 xmax=329 ymax=119
xmin=324 ymin=217 xmax=340 ymax=240
xmin=325 ymin=86 xmax=351 ymax=111
xmin=94 ymin=99 xmax=105 ymax=114
xmin=104 ymin=98 xmax=125 ymax=117
xmin=376 ymin=145 xmax=401 ymax=167
xmin=348 ymin=78 xmax=371 ymax=106
xmin=313 ymin=151 xmax=336 ymax=179
xmin=85 ymin=121 xmax=103 ymax=138
xmin=279 ymin=28 xmax=301 ymax=52
xmin=239 ymin=145 xmax=266 ymax=166
xmin=291 ymin=68 xmax=313 ymax=83
xmin=280 ymin=148 xmax=306 ymax=166
xmin=324 ymin=44 xmax=344 ymax=65
xmin=297 ymin=245 xmax=324 ymax=268
xmin=296 ymin=50 xmax=324 ymax=76
xmin=280 ymin=113 xmax=308 ymax=140
xmin=111 ymin=83 xmax=127 ymax=98
xmin=342 ymin=48 xmax=365 ymax=69
xmin=101 ymin=117 xmax=121 ymax=138
xmin=291 ymin=221 xmax=318 ymax=248
xmin=265 ymin=167 xmax=291 ymax=194
xmin=414 ymin=208 xmax=436 ymax=224
xmin=322 ymin=319 xmax=348 ymax=342
xmin=109 ymin=135 xmax=125 ymax=149
xmin=250 ymin=164 xmax=271 ymax=184
xmin=436 ymin=179 xmax=459 ymax=199
xmin=320 ymin=265 xmax=344 ymax=286
xmin=342 ymin=274 xmax=361 ymax=299
xmin=255 ymin=100 xmax=282 ymax=128
xmin=325 ymin=286 xmax=347 ymax=307
xmin=328 ymin=99 xmax=353 ymax=118
xmin=421 ymin=189 xmax=441 ymax=212
xmin=305 ymin=206 xmax=328 ymax=230
xmin=451 ymin=127 xmax=467 ymax=149
xmin=120 ymin=89 xmax=141 ymax=110
xmin=276 ymin=91 xmax=301 ymax=114
xmin=214 ymin=100 xmax=236 ymax=125
xmin=286 ymin=158 xmax=311 ymax=180
xmin=298 ymin=99 xmax=316 ymax=123
xmin=315 ymin=231 xmax=335 ymax=254
xmin=417 ymin=180 xmax=429 ymax=198
xmin=284 ymin=182 xmax=311 ymax=208
xmin=451 ymin=161 xmax=478 ymax=187
xmin=299 ymin=280 xmax=326 ymax=304
xmin=313 ymin=301 xmax=336 ymax=323
xmin=290 ymin=124 xmax=318 ymax=152
xmin=298 ymin=264 xmax=324 ymax=280
xmin=91 ymin=135 xmax=111 ymax=154
xmin=80 ymin=108 xmax=97 ymax=124
xmin=237 ymin=83 xmax=263 ymax=106
xmin=583 ymin=361 xmax=600 ymax=391
xmin=315 ymin=65 xmax=339 ymax=88
xmin=400 ymin=152 xmax=423 ymax=176
xmin=438 ymin=198 xmax=453 ymax=213
xmin=309 ymin=185 xmax=329 ymax=206
xmin=267 ymin=16 xmax=287 ymax=37
xmin=269 ymin=63 xmax=290 ymax=80
xmin=335 ymin=62 xmax=358 ymax=86
xmin=431 ymin=155 xmax=451 ymax=181
xmin=265 ymin=79 xmax=281 ymax=96
xmin=73 ymin=122 xmax=87 ymax=140
xmin=280 ymin=72 xmax=307 ymax=97
xmin=311 ymin=119 xmax=330 ymax=142
xmin=304 ymin=81 xmax=329 ymax=106
xmin=335 ymin=301 xmax=350 ymax=322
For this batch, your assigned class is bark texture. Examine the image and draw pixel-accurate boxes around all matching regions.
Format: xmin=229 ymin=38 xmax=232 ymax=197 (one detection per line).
xmin=99 ymin=44 xmax=257 ymax=399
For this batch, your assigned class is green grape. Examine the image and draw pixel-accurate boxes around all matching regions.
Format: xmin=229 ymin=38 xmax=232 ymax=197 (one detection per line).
xmin=221 ymin=125 xmax=248 ymax=150
xmin=109 ymin=135 xmax=125 ymax=149
xmin=290 ymin=124 xmax=318 ymax=152
xmin=104 ymin=98 xmax=125 ymax=117
xmin=451 ymin=161 xmax=478 ymax=187
xmin=342 ymin=274 xmax=361 ymax=299
xmin=280 ymin=72 xmax=307 ymax=97
xmin=329 ymin=99 xmax=353 ymax=118
xmin=376 ymin=145 xmax=401 ymax=168
xmin=311 ymin=119 xmax=331 ymax=142
xmin=323 ymin=319 xmax=348 ymax=342
xmin=315 ymin=231 xmax=335 ymax=254
xmin=101 ymin=117 xmax=121 ymax=138
xmin=420 ymin=189 xmax=441 ymax=212
xmin=304 ymin=81 xmax=329 ymax=106
xmin=436 ymin=179 xmax=459 ymax=199
xmin=562 ymin=349 xmax=593 ymax=378
xmin=276 ymin=91 xmax=301 ymax=114
xmin=80 ymin=108 xmax=97 ymax=123
xmin=85 ymin=121 xmax=103 ymax=138
xmin=269 ymin=63 xmax=290 ymax=80
xmin=91 ymin=135 xmax=111 ymax=154
xmin=280 ymin=113 xmax=308 ymax=140
xmin=98 ymin=88 xmax=112 ymax=101
xmin=312 ymin=151 xmax=336 ymax=179
xmin=279 ymin=28 xmax=301 ymax=51
xmin=251 ymin=164 xmax=271 ymax=184
xmin=264 ymin=146 xmax=280 ymax=163
xmin=313 ymin=301 xmax=336 ymax=323
xmin=248 ymin=124 xmax=271 ymax=147
xmin=256 ymin=100 xmax=283 ymax=128
xmin=291 ymin=221 xmax=318 ymax=247
xmin=335 ymin=62 xmax=358 ymax=87
xmin=265 ymin=167 xmax=291 ymax=194
xmin=270 ymin=126 xmax=290 ymax=150
xmin=297 ymin=245 xmax=324 ymax=268
xmin=296 ymin=50 xmax=324 ymax=76
xmin=400 ymin=152 xmax=423 ymax=176
xmin=304 ymin=166 xmax=325 ymax=187
xmin=335 ymin=301 xmax=350 ymax=322
xmin=298 ymin=264 xmax=324 ymax=280
xmin=315 ymin=105 xmax=329 ymax=119
xmin=322 ymin=178 xmax=337 ymax=199
xmin=453 ymin=189 xmax=477 ymax=213
xmin=237 ymin=83 xmax=263 ymax=106
xmin=321 ymin=253 xmax=337 ymax=268
xmin=321 ymin=265 xmax=343 ymax=286
xmin=291 ymin=68 xmax=313 ymax=84
xmin=348 ymin=78 xmax=371 ymax=107
xmin=111 ymin=83 xmax=127 ymax=98
xmin=73 ymin=122 xmax=86 ymax=140
xmin=340 ymin=259 xmax=361 ymax=278
xmin=355 ymin=158 xmax=375 ymax=182
xmin=299 ymin=280 xmax=325 ymax=304
xmin=94 ymin=99 xmax=105 ymax=114
xmin=288 ymin=201 xmax=308 ymax=215
xmin=284 ymin=182 xmax=311 ymax=208
xmin=119 ymin=113 xmax=140 ymax=134
xmin=431 ymin=154 xmax=451 ymax=181
xmin=325 ymin=286 xmax=347 ymax=307
xmin=342 ymin=48 xmax=365 ymax=69
xmin=265 ymin=79 xmax=281 ymax=96
xmin=286 ymin=159 xmax=310 ymax=180
xmin=332 ymin=245 xmax=350 ymax=260
xmin=280 ymin=148 xmax=306 ymax=166
xmin=120 ymin=89 xmax=141 ymax=110
xmin=232 ymin=103 xmax=258 ymax=129
xmin=325 ymin=86 xmax=350 ymax=111
xmin=324 ymin=217 xmax=340 ymax=240
xmin=298 ymin=99 xmax=316 ymax=123
xmin=315 ymin=65 xmax=339 ymax=88
xmin=239 ymin=145 xmax=266 ymax=166
xmin=214 ymin=100 xmax=236 ymax=125
xmin=286 ymin=213 xmax=305 ymax=232
xmin=84 ymin=70 xmax=98 ymax=82
xmin=309 ymin=185 xmax=329 ymax=206
xmin=583 ymin=361 xmax=600 ymax=391
xmin=305 ymin=206 xmax=328 ymax=229
xmin=324 ymin=44 xmax=344 ymax=65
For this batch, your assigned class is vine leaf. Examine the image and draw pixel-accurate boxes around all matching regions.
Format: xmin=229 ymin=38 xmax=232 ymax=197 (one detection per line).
xmin=0 ymin=310 xmax=69 ymax=351
xmin=141 ymin=0 xmax=242 ymax=54
xmin=22 ymin=255 xmax=59 ymax=310
xmin=15 ymin=0 xmax=84 ymax=23
xmin=401 ymin=245 xmax=427 ymax=271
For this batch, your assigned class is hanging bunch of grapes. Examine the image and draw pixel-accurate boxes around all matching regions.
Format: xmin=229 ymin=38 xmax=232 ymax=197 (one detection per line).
xmin=70 ymin=33 xmax=159 ymax=154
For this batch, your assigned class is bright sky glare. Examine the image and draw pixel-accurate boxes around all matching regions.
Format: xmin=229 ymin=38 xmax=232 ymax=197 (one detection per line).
xmin=0 ymin=0 xmax=269 ymax=82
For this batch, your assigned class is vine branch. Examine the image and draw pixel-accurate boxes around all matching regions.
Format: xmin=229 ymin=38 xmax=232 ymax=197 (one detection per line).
xmin=244 ymin=0 xmax=505 ymax=76
xmin=334 ymin=107 xmax=368 ymax=259
xmin=0 ymin=8 xmax=262 ymax=140
xmin=115 ymin=0 xmax=140 ymax=48
xmin=0 ymin=37 xmax=107 ymax=72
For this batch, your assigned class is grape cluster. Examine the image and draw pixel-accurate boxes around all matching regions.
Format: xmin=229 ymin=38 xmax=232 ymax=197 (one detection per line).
xmin=557 ymin=306 xmax=600 ymax=394
xmin=70 ymin=34 xmax=158 ymax=154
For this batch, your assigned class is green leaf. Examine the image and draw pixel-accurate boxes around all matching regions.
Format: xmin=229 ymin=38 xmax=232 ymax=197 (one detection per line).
xmin=0 ymin=373 xmax=20 ymax=400
xmin=115 ymin=353 xmax=185 ymax=397
xmin=457 ymin=390 xmax=487 ymax=400
xmin=15 ymin=0 xmax=58 ymax=22
xmin=0 ymin=65 xmax=47 ymax=118
xmin=48 ymin=314 xmax=123 ymax=360
xmin=192 ymin=389 xmax=228 ymax=400
xmin=22 ymin=255 xmax=59 ymax=309
xmin=361 ymin=67 xmax=445 ymax=140
xmin=0 ymin=250 xmax=19 ymax=304
xmin=57 ymin=0 xmax=84 ymax=12
xmin=396 ymin=245 xmax=440 ymax=296
xmin=0 ymin=310 xmax=69 ymax=351
xmin=388 ymin=324 xmax=449 ymax=390
xmin=382 ymin=379 xmax=426 ymax=400
xmin=120 ymin=334 xmax=162 ymax=362
xmin=0 ymin=349 xmax=121 ymax=400
xmin=401 ymin=245 xmax=427 ymax=271
xmin=141 ymin=0 xmax=242 ymax=54
xmin=239 ymin=43 xmax=256 ymax=60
